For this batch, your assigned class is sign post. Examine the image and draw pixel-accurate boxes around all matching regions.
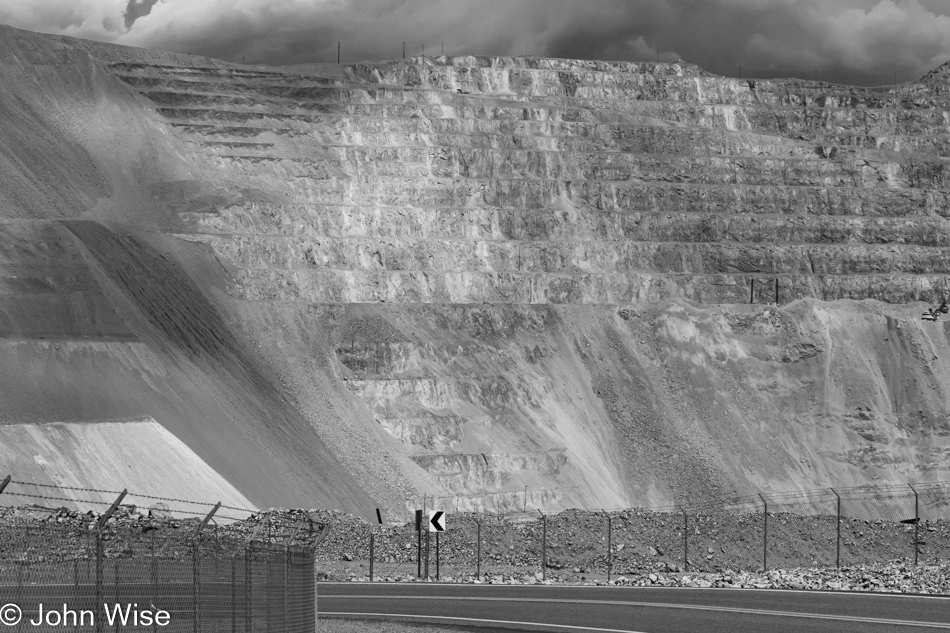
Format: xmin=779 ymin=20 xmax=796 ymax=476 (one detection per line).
xmin=427 ymin=511 xmax=446 ymax=581
xmin=415 ymin=510 xmax=423 ymax=578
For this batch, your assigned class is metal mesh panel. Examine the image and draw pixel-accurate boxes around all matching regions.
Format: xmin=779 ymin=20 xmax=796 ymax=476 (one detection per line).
xmin=0 ymin=501 xmax=315 ymax=633
xmin=431 ymin=515 xmax=479 ymax=581
xmin=838 ymin=485 xmax=917 ymax=522
xmin=709 ymin=510 xmax=762 ymax=572
xmin=761 ymin=491 xmax=838 ymax=570
xmin=365 ymin=527 xmax=418 ymax=581
xmin=916 ymin=483 xmax=950 ymax=521
xmin=602 ymin=510 xmax=674 ymax=576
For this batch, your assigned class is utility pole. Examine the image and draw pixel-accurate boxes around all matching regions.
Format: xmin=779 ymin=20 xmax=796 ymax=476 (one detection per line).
xmin=337 ymin=41 xmax=340 ymax=64
xmin=403 ymin=41 xmax=405 ymax=59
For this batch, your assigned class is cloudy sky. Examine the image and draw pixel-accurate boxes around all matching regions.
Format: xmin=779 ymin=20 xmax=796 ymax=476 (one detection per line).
xmin=2 ymin=0 xmax=950 ymax=86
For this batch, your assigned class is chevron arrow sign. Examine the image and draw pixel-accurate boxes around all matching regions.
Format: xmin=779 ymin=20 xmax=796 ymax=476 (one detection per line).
xmin=428 ymin=510 xmax=446 ymax=532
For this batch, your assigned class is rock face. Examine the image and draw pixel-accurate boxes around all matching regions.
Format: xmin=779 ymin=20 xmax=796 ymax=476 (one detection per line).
xmin=3 ymin=24 xmax=950 ymax=515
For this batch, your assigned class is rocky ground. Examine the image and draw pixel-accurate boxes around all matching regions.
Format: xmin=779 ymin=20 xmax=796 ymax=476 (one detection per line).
xmin=310 ymin=508 xmax=950 ymax=575
xmin=3 ymin=503 xmax=949 ymax=594
xmin=335 ymin=562 xmax=950 ymax=595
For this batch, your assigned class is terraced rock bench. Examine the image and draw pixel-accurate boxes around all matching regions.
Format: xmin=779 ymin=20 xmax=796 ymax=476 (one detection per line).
xmin=93 ymin=53 xmax=950 ymax=512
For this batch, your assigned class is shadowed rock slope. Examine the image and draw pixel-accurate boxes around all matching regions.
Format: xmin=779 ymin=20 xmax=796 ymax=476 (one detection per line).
xmin=2 ymin=24 xmax=950 ymax=514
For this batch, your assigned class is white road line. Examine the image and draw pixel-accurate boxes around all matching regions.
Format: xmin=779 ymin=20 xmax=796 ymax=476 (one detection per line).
xmin=318 ymin=581 xmax=950 ymax=601
xmin=322 ymin=594 xmax=950 ymax=629
xmin=321 ymin=612 xmax=647 ymax=632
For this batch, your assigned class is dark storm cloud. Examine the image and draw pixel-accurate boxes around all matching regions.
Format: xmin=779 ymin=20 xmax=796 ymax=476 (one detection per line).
xmin=123 ymin=0 xmax=160 ymax=30
xmin=2 ymin=0 xmax=949 ymax=86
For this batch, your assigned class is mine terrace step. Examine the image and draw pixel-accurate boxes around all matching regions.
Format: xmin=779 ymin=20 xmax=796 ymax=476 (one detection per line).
xmin=195 ymin=145 xmax=950 ymax=174
xmin=150 ymin=104 xmax=950 ymax=139
xmin=346 ymin=374 xmax=524 ymax=409
xmin=149 ymin=104 xmax=948 ymax=139
xmin=166 ymin=120 xmax=950 ymax=159
xmin=112 ymin=57 xmax=949 ymax=110
xmin=164 ymin=117 xmax=950 ymax=145
xmin=144 ymin=93 xmax=596 ymax=121
xmin=109 ymin=62 xmax=308 ymax=80
xmin=114 ymin=65 xmax=950 ymax=111
xmin=195 ymin=235 xmax=950 ymax=276
xmin=375 ymin=416 xmax=466 ymax=450
xmin=182 ymin=209 xmax=950 ymax=245
xmin=336 ymin=340 xmax=488 ymax=376
xmin=220 ymin=163 xmax=950 ymax=190
xmin=267 ymin=175 xmax=950 ymax=213
xmin=172 ymin=126 xmax=950 ymax=159
xmin=181 ymin=214 xmax=950 ymax=246
xmin=198 ymin=146 xmax=950 ymax=190
xmin=228 ymin=269 xmax=950 ymax=305
xmin=136 ymin=84 xmax=950 ymax=119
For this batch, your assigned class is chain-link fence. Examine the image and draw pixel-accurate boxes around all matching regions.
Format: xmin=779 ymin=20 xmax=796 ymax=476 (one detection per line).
xmin=0 ymin=479 xmax=316 ymax=633
xmin=4 ymin=475 xmax=950 ymax=593
xmin=337 ymin=482 xmax=950 ymax=581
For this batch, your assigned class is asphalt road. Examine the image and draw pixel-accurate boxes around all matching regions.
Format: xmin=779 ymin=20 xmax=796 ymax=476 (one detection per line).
xmin=318 ymin=582 xmax=950 ymax=632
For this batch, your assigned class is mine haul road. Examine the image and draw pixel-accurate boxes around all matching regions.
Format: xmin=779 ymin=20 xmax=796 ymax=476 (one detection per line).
xmin=319 ymin=583 xmax=950 ymax=632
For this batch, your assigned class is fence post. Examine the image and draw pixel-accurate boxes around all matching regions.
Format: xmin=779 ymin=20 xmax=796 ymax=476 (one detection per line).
xmin=193 ymin=535 xmax=199 ymax=633
xmin=369 ymin=533 xmax=375 ymax=581
xmin=759 ymin=494 xmax=768 ymax=572
xmin=193 ymin=503 xmax=220 ymax=633
xmin=832 ymin=489 xmax=840 ymax=571
xmin=909 ymin=484 xmax=920 ymax=565
xmin=538 ymin=509 xmax=546 ymax=581
xmin=73 ymin=557 xmax=79 ymax=633
xmin=682 ymin=510 xmax=688 ymax=572
xmin=605 ymin=512 xmax=612 ymax=582
xmin=245 ymin=543 xmax=252 ymax=633
xmin=0 ymin=474 xmax=10 ymax=495
xmin=476 ymin=521 xmax=481 ymax=579
xmin=284 ymin=546 xmax=289 ymax=633
xmin=151 ymin=530 xmax=157 ymax=633
xmin=96 ymin=490 xmax=126 ymax=633
xmin=114 ymin=559 xmax=120 ymax=633
xmin=230 ymin=556 xmax=236 ymax=633
xmin=93 ymin=530 xmax=101 ymax=633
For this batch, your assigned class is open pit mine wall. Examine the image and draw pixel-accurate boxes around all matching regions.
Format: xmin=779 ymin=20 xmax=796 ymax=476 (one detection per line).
xmin=0 ymin=27 xmax=378 ymax=518
xmin=3 ymin=25 xmax=950 ymax=515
